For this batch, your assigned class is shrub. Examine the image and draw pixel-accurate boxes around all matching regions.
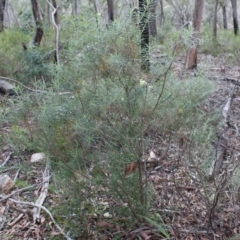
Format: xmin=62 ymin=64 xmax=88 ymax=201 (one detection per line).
xmin=0 ymin=29 xmax=30 ymax=76
xmin=1 ymin=15 xmax=216 ymax=238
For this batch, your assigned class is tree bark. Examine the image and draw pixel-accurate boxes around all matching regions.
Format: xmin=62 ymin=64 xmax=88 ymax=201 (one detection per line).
xmin=149 ymin=0 xmax=157 ymax=37
xmin=185 ymin=0 xmax=204 ymax=69
xmin=107 ymin=0 xmax=114 ymax=22
xmin=213 ymin=0 xmax=218 ymax=40
xmin=139 ymin=0 xmax=150 ymax=71
xmin=30 ymin=0 xmax=43 ymax=47
xmin=92 ymin=0 xmax=102 ymax=28
xmin=51 ymin=0 xmax=59 ymax=63
xmin=46 ymin=0 xmax=51 ymax=24
xmin=230 ymin=0 xmax=238 ymax=35
xmin=0 ymin=0 xmax=6 ymax=32
xmin=72 ymin=0 xmax=79 ymax=15
xmin=159 ymin=0 xmax=164 ymax=27
xmin=222 ymin=5 xmax=227 ymax=29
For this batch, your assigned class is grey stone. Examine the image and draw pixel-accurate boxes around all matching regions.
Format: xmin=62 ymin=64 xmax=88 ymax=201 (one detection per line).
xmin=0 ymin=174 xmax=14 ymax=194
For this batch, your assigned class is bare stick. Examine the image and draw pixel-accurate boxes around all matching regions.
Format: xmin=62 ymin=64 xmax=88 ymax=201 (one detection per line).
xmin=0 ymin=152 xmax=12 ymax=167
xmin=8 ymin=213 xmax=24 ymax=227
xmin=13 ymin=168 xmax=21 ymax=183
xmin=0 ymin=76 xmax=45 ymax=92
xmin=32 ymin=167 xmax=50 ymax=222
xmin=209 ymin=88 xmax=235 ymax=180
xmin=0 ymin=184 xmax=38 ymax=203
xmin=8 ymin=198 xmax=73 ymax=240
xmin=0 ymin=205 xmax=9 ymax=231
xmin=0 ymin=76 xmax=73 ymax=95
xmin=10 ymin=204 xmax=34 ymax=219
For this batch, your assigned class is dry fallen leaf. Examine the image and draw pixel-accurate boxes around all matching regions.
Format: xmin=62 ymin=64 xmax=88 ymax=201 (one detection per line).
xmin=124 ymin=162 xmax=138 ymax=176
xmin=97 ymin=221 xmax=114 ymax=229
xmin=51 ymin=231 xmax=61 ymax=236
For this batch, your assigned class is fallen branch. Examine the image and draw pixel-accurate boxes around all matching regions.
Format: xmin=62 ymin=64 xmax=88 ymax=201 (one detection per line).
xmin=209 ymin=76 xmax=240 ymax=86
xmin=0 ymin=204 xmax=9 ymax=231
xmin=209 ymin=87 xmax=235 ymax=180
xmin=8 ymin=213 xmax=24 ymax=227
xmin=10 ymin=204 xmax=34 ymax=219
xmin=32 ymin=166 xmax=50 ymax=223
xmin=0 ymin=76 xmax=73 ymax=95
xmin=13 ymin=168 xmax=21 ymax=183
xmin=0 ymin=152 xmax=12 ymax=167
xmin=8 ymin=198 xmax=73 ymax=240
xmin=0 ymin=184 xmax=39 ymax=203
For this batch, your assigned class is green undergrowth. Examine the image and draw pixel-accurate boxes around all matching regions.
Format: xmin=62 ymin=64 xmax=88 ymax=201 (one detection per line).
xmin=0 ymin=29 xmax=30 ymax=76
xmin=201 ymin=27 xmax=240 ymax=60
xmin=0 ymin=16 xmax=218 ymax=238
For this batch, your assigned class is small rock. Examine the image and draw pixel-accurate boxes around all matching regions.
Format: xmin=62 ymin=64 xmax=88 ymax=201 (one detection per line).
xmin=30 ymin=153 xmax=46 ymax=163
xmin=149 ymin=150 xmax=156 ymax=159
xmin=0 ymin=174 xmax=14 ymax=194
xmin=103 ymin=212 xmax=112 ymax=218
xmin=0 ymin=80 xmax=15 ymax=95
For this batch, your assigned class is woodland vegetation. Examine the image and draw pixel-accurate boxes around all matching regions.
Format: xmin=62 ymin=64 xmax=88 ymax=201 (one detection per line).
xmin=0 ymin=0 xmax=240 ymax=239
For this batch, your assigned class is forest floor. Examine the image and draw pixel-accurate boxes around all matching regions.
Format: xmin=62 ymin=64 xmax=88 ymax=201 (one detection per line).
xmin=1 ymin=53 xmax=240 ymax=240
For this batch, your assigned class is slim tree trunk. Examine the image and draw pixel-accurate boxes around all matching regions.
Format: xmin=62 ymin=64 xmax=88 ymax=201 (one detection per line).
xmin=0 ymin=0 xmax=6 ymax=32
xmin=46 ymin=1 xmax=51 ymax=24
xmin=107 ymin=0 xmax=114 ymax=22
xmin=51 ymin=0 xmax=59 ymax=63
xmin=51 ymin=0 xmax=58 ymax=25
xmin=222 ymin=5 xmax=227 ymax=29
xmin=72 ymin=0 xmax=79 ymax=15
xmin=185 ymin=0 xmax=204 ymax=69
xmin=47 ymin=0 xmax=59 ymax=64
xmin=30 ymin=0 xmax=43 ymax=46
xmin=159 ymin=0 xmax=164 ymax=27
xmin=213 ymin=0 xmax=218 ymax=40
xmin=149 ymin=0 xmax=157 ymax=37
xmin=139 ymin=0 xmax=150 ymax=71
xmin=92 ymin=0 xmax=103 ymax=28
xmin=230 ymin=0 xmax=238 ymax=35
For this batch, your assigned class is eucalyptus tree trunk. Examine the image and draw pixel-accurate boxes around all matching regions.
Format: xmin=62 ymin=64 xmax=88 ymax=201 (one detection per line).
xmin=51 ymin=0 xmax=59 ymax=63
xmin=139 ymin=0 xmax=150 ymax=71
xmin=107 ymin=0 xmax=114 ymax=22
xmin=222 ymin=5 xmax=227 ymax=29
xmin=213 ymin=0 xmax=218 ymax=40
xmin=159 ymin=0 xmax=164 ymax=26
xmin=31 ymin=0 xmax=43 ymax=46
xmin=220 ymin=0 xmax=228 ymax=29
xmin=73 ymin=0 xmax=79 ymax=15
xmin=46 ymin=1 xmax=51 ymax=24
xmin=185 ymin=0 xmax=204 ymax=69
xmin=149 ymin=0 xmax=157 ymax=37
xmin=230 ymin=0 xmax=238 ymax=35
xmin=0 ymin=0 xmax=6 ymax=32
xmin=92 ymin=0 xmax=103 ymax=28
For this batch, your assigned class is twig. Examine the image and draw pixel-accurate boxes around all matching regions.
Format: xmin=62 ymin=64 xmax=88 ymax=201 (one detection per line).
xmin=8 ymin=198 xmax=73 ymax=240
xmin=0 ymin=76 xmax=73 ymax=95
xmin=13 ymin=168 xmax=21 ymax=183
xmin=209 ymin=76 xmax=240 ymax=86
xmin=8 ymin=213 xmax=24 ymax=227
xmin=0 ymin=152 xmax=12 ymax=167
xmin=0 ymin=76 xmax=45 ymax=92
xmin=0 ymin=204 xmax=9 ymax=230
xmin=10 ymin=204 xmax=34 ymax=219
xmin=0 ymin=184 xmax=38 ymax=203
